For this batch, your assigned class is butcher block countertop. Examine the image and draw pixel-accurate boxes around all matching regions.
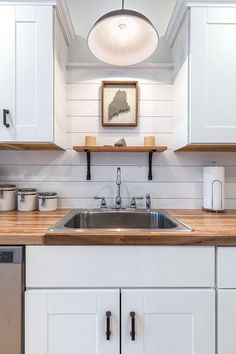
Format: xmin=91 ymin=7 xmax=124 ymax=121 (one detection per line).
xmin=1 ymin=209 xmax=236 ymax=245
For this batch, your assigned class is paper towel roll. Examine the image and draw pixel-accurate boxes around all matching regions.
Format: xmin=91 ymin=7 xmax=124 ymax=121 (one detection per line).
xmin=203 ymin=165 xmax=225 ymax=212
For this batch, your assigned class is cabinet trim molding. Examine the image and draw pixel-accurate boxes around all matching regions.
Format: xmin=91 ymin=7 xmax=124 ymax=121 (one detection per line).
xmin=0 ymin=1 xmax=75 ymax=46
xmin=165 ymin=0 xmax=236 ymax=46
xmin=56 ymin=0 xmax=75 ymax=46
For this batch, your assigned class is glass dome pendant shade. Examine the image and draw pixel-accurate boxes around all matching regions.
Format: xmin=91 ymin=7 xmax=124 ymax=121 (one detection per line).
xmin=87 ymin=0 xmax=159 ymax=66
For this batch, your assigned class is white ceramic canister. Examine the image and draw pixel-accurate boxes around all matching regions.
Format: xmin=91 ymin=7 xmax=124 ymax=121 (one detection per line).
xmin=38 ymin=192 xmax=58 ymax=212
xmin=0 ymin=184 xmax=17 ymax=211
xmin=17 ymin=188 xmax=38 ymax=211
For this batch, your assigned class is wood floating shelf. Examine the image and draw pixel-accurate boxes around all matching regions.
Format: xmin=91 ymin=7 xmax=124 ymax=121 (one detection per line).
xmin=0 ymin=143 xmax=64 ymax=151
xmin=73 ymin=146 xmax=167 ymax=153
xmin=175 ymin=144 xmax=236 ymax=152
xmin=73 ymin=145 xmax=167 ymax=181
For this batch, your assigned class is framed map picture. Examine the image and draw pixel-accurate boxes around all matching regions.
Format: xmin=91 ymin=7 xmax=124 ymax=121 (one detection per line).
xmin=102 ymin=81 xmax=138 ymax=126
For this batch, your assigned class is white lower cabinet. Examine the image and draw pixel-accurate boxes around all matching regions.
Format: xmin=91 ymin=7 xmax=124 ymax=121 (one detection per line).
xmin=25 ymin=246 xmax=216 ymax=354
xmin=218 ymin=290 xmax=236 ymax=354
xmin=25 ymin=288 xmax=215 ymax=354
xmin=217 ymin=248 xmax=236 ymax=354
xmin=217 ymin=248 xmax=236 ymax=353
xmin=121 ymin=289 xmax=215 ymax=354
xmin=25 ymin=290 xmax=120 ymax=354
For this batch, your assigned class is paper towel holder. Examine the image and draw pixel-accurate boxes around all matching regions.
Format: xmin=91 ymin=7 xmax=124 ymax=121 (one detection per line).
xmin=203 ymin=179 xmax=226 ymax=213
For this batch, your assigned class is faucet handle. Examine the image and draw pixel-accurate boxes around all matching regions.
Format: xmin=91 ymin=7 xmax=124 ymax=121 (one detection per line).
xmin=94 ymin=196 xmax=107 ymax=209
xmin=130 ymin=196 xmax=144 ymax=209
xmin=145 ymin=193 xmax=151 ymax=210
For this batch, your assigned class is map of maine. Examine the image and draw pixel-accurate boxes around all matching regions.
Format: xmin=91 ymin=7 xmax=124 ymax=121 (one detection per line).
xmin=108 ymin=90 xmax=131 ymax=120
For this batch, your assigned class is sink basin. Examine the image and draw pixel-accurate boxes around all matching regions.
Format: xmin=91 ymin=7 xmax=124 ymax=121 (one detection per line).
xmin=49 ymin=209 xmax=192 ymax=232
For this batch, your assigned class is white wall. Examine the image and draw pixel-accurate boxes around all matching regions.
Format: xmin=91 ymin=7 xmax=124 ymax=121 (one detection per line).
xmin=0 ymin=66 xmax=236 ymax=209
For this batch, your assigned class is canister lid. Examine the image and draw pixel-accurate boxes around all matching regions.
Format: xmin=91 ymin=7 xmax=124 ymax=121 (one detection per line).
xmin=18 ymin=188 xmax=37 ymax=195
xmin=39 ymin=192 xmax=57 ymax=199
xmin=0 ymin=184 xmax=16 ymax=191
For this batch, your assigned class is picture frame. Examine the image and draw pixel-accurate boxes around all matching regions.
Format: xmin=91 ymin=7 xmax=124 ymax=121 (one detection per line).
xmin=102 ymin=81 xmax=138 ymax=127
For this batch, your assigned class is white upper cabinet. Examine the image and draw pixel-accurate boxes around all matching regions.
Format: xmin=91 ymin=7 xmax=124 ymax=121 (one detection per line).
xmin=0 ymin=5 xmax=68 ymax=149
xmin=173 ymin=6 xmax=236 ymax=149
xmin=0 ymin=7 xmax=15 ymax=142
xmin=191 ymin=7 xmax=236 ymax=144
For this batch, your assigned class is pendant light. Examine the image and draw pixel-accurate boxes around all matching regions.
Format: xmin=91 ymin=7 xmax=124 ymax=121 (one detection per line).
xmin=87 ymin=0 xmax=159 ymax=66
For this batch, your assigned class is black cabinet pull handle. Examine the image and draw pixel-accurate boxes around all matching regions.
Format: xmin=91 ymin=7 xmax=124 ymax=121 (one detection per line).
xmin=106 ymin=311 xmax=111 ymax=340
xmin=130 ymin=311 xmax=136 ymax=341
xmin=3 ymin=109 xmax=10 ymax=128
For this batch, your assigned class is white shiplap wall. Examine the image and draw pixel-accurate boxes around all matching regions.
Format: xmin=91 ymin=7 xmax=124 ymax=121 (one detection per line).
xmin=0 ymin=66 xmax=236 ymax=209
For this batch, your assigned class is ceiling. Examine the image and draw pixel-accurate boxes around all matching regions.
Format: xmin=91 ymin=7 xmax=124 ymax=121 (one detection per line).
xmin=66 ymin=0 xmax=177 ymax=39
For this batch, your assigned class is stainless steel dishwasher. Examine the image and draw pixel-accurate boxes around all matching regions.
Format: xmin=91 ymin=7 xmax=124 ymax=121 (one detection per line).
xmin=0 ymin=247 xmax=24 ymax=354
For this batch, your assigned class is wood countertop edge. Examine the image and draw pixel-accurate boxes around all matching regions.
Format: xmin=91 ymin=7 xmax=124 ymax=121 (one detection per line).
xmin=44 ymin=233 xmax=236 ymax=246
xmin=1 ymin=209 xmax=236 ymax=245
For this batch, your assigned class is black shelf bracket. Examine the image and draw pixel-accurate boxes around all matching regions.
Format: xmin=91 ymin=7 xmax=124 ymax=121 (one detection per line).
xmin=85 ymin=150 xmax=91 ymax=180
xmin=148 ymin=150 xmax=156 ymax=180
xmin=84 ymin=149 xmax=157 ymax=181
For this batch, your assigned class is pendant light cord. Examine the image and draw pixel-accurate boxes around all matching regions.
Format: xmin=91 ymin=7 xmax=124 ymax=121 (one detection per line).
xmin=122 ymin=0 xmax=125 ymax=10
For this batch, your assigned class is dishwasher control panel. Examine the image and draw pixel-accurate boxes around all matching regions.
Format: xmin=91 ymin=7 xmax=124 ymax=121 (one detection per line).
xmin=0 ymin=251 xmax=14 ymax=263
xmin=0 ymin=247 xmax=23 ymax=264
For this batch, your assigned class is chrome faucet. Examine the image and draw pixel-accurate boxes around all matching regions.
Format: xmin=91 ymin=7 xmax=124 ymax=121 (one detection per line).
xmin=145 ymin=193 xmax=151 ymax=210
xmin=130 ymin=196 xmax=144 ymax=209
xmin=115 ymin=167 xmax=122 ymax=209
xmin=94 ymin=196 xmax=107 ymax=210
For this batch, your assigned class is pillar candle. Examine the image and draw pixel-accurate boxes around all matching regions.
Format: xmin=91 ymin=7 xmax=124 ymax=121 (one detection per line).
xmin=85 ymin=136 xmax=96 ymax=146
xmin=144 ymin=136 xmax=155 ymax=146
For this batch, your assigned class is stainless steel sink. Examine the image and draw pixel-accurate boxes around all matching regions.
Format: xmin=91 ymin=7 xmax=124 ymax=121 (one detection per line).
xmin=49 ymin=209 xmax=192 ymax=232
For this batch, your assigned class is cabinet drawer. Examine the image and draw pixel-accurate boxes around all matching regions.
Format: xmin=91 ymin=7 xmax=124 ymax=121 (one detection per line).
xmin=217 ymin=247 xmax=236 ymax=288
xmin=26 ymin=246 xmax=215 ymax=288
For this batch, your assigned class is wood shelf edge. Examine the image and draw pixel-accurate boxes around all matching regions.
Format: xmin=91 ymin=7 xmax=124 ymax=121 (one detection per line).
xmin=73 ymin=146 xmax=167 ymax=153
xmin=175 ymin=144 xmax=236 ymax=152
xmin=0 ymin=143 xmax=65 ymax=151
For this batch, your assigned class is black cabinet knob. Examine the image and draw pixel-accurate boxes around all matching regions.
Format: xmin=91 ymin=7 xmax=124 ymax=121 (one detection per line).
xmin=130 ymin=311 xmax=136 ymax=341
xmin=106 ymin=311 xmax=111 ymax=340
xmin=3 ymin=109 xmax=10 ymax=128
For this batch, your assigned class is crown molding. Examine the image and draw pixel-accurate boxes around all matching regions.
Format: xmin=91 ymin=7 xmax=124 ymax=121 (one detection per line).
xmin=165 ymin=0 xmax=236 ymax=47
xmin=0 ymin=1 xmax=56 ymax=4
xmin=0 ymin=0 xmax=75 ymax=46
xmin=55 ymin=0 xmax=75 ymax=46
xmin=165 ymin=0 xmax=188 ymax=48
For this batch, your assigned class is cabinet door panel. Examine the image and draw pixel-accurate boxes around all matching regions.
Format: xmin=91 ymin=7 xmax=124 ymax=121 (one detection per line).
xmin=218 ymin=290 xmax=236 ymax=354
xmin=0 ymin=6 xmax=53 ymax=143
xmin=14 ymin=6 xmax=53 ymax=142
xmin=25 ymin=290 xmax=120 ymax=354
xmin=122 ymin=289 xmax=215 ymax=354
xmin=190 ymin=7 xmax=236 ymax=143
xmin=16 ymin=20 xmax=36 ymax=127
xmin=0 ymin=6 xmax=15 ymax=141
